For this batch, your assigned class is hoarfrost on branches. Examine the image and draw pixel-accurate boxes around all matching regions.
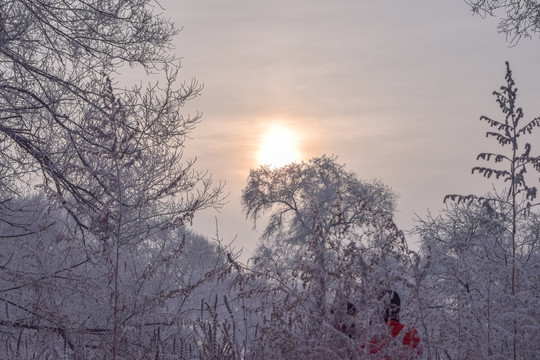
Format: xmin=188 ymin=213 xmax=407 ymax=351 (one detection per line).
xmin=419 ymin=62 xmax=540 ymax=359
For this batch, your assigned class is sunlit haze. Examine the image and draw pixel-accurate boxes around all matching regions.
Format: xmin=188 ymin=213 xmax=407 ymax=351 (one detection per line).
xmin=256 ymin=123 xmax=302 ymax=168
xmin=170 ymin=0 xmax=540 ymax=260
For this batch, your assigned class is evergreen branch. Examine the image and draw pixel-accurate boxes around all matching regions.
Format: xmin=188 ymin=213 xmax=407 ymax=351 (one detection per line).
xmin=528 ymin=156 xmax=540 ymax=172
xmin=515 ymin=186 xmax=537 ymax=201
xmin=476 ymin=152 xmax=509 ymax=163
xmin=480 ymin=115 xmax=511 ymax=132
xmin=493 ymin=90 xmax=511 ymax=113
xmin=443 ymin=194 xmax=507 ymax=213
xmin=517 ymin=117 xmax=540 ymax=137
xmin=485 ymin=131 xmax=512 ymax=146
xmin=444 ymin=194 xmax=478 ymax=204
xmin=472 ymin=167 xmax=511 ymax=180
xmin=520 ymin=143 xmax=532 ymax=160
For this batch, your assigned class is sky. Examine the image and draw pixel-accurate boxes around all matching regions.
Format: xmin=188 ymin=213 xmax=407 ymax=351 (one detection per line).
xmin=159 ymin=0 xmax=540 ymax=260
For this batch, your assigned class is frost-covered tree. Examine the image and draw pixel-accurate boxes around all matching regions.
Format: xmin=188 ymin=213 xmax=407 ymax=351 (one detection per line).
xmin=0 ymin=80 xmax=224 ymax=358
xmin=465 ymin=0 xmax=540 ymax=44
xmin=418 ymin=62 xmax=540 ymax=359
xmin=235 ymin=156 xmax=418 ymax=359
xmin=0 ymin=0 xmax=188 ymax=201
xmin=0 ymin=0 xmax=212 ymax=230
xmin=0 ymin=1 xmax=226 ymax=358
xmin=416 ymin=198 xmax=540 ymax=359
xmin=0 ymin=196 xmax=229 ymax=359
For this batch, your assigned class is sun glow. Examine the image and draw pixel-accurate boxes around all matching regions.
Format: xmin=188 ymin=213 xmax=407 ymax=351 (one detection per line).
xmin=256 ymin=123 xmax=301 ymax=168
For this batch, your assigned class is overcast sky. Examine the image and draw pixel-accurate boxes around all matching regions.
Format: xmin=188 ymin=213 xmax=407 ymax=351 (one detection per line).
xmin=161 ymin=0 xmax=540 ymax=259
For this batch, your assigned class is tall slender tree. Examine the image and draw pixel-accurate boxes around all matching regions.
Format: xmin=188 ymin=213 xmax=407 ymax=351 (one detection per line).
xmin=440 ymin=61 xmax=540 ymax=359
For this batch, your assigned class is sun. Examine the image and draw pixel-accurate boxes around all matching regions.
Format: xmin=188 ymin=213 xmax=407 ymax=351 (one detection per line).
xmin=256 ymin=123 xmax=301 ymax=168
